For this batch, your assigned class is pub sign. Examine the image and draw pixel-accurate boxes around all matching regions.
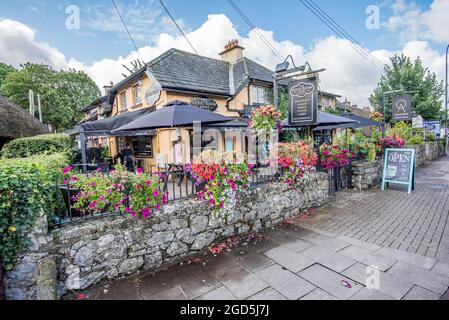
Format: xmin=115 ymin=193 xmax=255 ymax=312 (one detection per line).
xmin=288 ymin=77 xmax=318 ymax=126
xmin=392 ymin=95 xmax=413 ymax=121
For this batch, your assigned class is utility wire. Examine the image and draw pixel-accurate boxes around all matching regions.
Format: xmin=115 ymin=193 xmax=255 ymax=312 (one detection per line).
xmin=159 ymin=0 xmax=200 ymax=56
xmin=298 ymin=0 xmax=384 ymax=72
xmin=226 ymin=0 xmax=284 ymax=62
xmin=111 ymin=0 xmax=145 ymax=65
xmin=305 ymin=0 xmax=385 ymax=70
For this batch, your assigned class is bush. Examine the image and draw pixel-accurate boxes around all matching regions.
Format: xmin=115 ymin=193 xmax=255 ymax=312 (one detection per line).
xmin=407 ymin=135 xmax=424 ymax=145
xmin=411 ymin=128 xmax=436 ymax=142
xmin=1 ymin=134 xmax=73 ymax=159
xmin=0 ymin=153 xmax=69 ymax=270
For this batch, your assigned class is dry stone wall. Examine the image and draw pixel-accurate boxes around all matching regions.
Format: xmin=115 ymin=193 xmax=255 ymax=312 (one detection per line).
xmin=5 ymin=173 xmax=329 ymax=300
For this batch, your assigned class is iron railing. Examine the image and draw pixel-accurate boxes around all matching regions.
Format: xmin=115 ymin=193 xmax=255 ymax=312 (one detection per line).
xmin=53 ymin=167 xmax=280 ymax=226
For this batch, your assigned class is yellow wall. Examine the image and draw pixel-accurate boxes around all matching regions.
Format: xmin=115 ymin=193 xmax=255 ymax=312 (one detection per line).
xmin=86 ymin=70 xmax=258 ymax=168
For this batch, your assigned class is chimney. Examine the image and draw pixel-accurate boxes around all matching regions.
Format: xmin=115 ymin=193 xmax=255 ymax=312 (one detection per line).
xmin=219 ymin=39 xmax=244 ymax=63
xmin=103 ymin=81 xmax=113 ymax=95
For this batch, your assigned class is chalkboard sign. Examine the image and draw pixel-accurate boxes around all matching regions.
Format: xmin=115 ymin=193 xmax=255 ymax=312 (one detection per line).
xmin=382 ymin=148 xmax=416 ymax=194
xmin=288 ymin=77 xmax=318 ymax=126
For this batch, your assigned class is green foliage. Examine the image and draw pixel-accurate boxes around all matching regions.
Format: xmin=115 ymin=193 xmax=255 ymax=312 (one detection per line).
xmin=387 ymin=121 xmax=412 ymax=141
xmin=0 ymin=63 xmax=16 ymax=89
xmin=407 ymin=135 xmax=424 ymax=145
xmin=323 ymin=106 xmax=342 ymax=115
xmin=370 ymin=54 xmax=444 ymax=122
xmin=411 ymin=127 xmax=436 ymax=142
xmin=1 ymin=63 xmax=101 ymax=131
xmin=0 ymin=153 xmax=69 ymax=270
xmin=1 ymin=134 xmax=73 ymax=159
xmin=268 ymin=86 xmax=288 ymax=120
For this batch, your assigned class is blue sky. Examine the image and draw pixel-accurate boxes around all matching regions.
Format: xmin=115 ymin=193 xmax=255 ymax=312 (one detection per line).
xmin=0 ymin=0 xmax=440 ymax=64
xmin=0 ymin=0 xmax=447 ymax=106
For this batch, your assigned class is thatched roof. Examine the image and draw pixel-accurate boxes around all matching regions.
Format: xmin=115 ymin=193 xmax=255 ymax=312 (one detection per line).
xmin=0 ymin=95 xmax=49 ymax=140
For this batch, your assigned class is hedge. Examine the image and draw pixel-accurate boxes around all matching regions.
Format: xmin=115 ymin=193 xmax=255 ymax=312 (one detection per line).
xmin=0 ymin=153 xmax=69 ymax=270
xmin=0 ymin=134 xmax=73 ymax=159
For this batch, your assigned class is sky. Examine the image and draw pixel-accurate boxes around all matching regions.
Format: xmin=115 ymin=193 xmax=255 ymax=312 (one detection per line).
xmin=0 ymin=0 xmax=448 ymax=107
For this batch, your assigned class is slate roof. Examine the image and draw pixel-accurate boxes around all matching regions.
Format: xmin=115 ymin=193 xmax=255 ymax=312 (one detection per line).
xmin=106 ymin=49 xmax=277 ymax=99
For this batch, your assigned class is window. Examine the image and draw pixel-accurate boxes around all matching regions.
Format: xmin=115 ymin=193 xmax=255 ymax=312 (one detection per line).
xmin=132 ymin=136 xmax=153 ymax=158
xmin=133 ymin=85 xmax=142 ymax=105
xmin=251 ymin=86 xmax=270 ymax=104
xmin=120 ymin=92 xmax=127 ymax=112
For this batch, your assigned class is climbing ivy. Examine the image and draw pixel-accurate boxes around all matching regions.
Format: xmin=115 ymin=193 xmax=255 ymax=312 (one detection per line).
xmin=0 ymin=153 xmax=68 ymax=270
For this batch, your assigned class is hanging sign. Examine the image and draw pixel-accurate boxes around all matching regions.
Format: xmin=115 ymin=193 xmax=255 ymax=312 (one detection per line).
xmin=382 ymin=148 xmax=416 ymax=194
xmin=288 ymin=77 xmax=318 ymax=126
xmin=144 ymin=70 xmax=162 ymax=107
xmin=392 ymin=95 xmax=413 ymax=121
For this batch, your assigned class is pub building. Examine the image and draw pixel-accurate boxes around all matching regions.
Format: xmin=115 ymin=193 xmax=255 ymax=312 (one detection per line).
xmin=75 ymin=40 xmax=347 ymax=171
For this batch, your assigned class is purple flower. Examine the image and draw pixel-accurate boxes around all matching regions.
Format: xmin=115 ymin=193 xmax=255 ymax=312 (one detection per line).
xmin=89 ymin=200 xmax=97 ymax=209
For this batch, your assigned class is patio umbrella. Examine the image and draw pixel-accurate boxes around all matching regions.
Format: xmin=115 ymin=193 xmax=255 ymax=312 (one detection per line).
xmin=114 ymin=100 xmax=233 ymax=131
xmin=340 ymin=113 xmax=384 ymax=128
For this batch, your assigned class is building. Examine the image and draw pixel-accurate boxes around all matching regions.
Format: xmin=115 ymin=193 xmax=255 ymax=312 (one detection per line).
xmin=81 ymin=40 xmax=345 ymax=170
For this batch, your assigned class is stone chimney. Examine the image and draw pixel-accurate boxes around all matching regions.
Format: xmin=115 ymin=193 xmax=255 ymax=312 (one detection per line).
xmin=219 ymin=39 xmax=245 ymax=63
xmin=103 ymin=81 xmax=113 ymax=95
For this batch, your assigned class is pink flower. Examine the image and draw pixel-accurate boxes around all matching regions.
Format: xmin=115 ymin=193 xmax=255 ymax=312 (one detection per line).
xmin=137 ymin=168 xmax=143 ymax=174
xmin=153 ymin=191 xmax=159 ymax=197
xmin=141 ymin=207 xmax=151 ymax=218
xmin=99 ymin=195 xmax=105 ymax=201
xmin=89 ymin=200 xmax=97 ymax=209
xmin=63 ymin=165 xmax=73 ymax=175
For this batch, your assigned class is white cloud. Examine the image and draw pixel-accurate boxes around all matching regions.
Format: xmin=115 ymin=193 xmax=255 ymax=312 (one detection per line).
xmin=0 ymin=19 xmax=70 ymax=69
xmin=384 ymin=0 xmax=449 ymax=44
xmin=0 ymin=15 xmax=445 ymax=108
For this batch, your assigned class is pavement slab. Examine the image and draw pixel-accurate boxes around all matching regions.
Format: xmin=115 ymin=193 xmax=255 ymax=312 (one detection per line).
xmin=300 ymin=233 xmax=351 ymax=252
xmin=376 ymin=247 xmax=438 ymax=271
xmin=387 ymin=262 xmax=449 ymax=295
xmin=209 ymin=265 xmax=269 ymax=300
xmin=339 ymin=245 xmax=397 ymax=272
xmin=196 ymin=286 xmax=237 ymax=300
xmin=301 ymin=246 xmax=356 ymax=273
xmin=148 ymin=285 xmax=188 ymax=300
xmin=431 ymin=261 xmax=449 ymax=278
xmin=264 ymin=246 xmax=314 ymax=273
xmin=281 ymin=239 xmax=314 ymax=253
xmin=350 ymin=288 xmax=395 ymax=300
xmin=298 ymin=264 xmax=363 ymax=300
xmin=342 ymin=262 xmax=413 ymax=300
xmin=402 ymin=286 xmax=441 ymax=300
xmin=255 ymin=264 xmax=315 ymax=300
xmin=179 ymin=273 xmax=222 ymax=300
xmin=299 ymin=288 xmax=338 ymax=300
xmin=247 ymin=288 xmax=287 ymax=300
xmin=235 ymin=252 xmax=275 ymax=273
xmin=335 ymin=235 xmax=381 ymax=251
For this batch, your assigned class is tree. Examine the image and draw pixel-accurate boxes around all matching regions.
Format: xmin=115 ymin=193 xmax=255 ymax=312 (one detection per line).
xmin=1 ymin=63 xmax=100 ymax=131
xmin=0 ymin=63 xmax=16 ymax=89
xmin=369 ymin=54 xmax=444 ymax=122
xmin=121 ymin=59 xmax=145 ymax=78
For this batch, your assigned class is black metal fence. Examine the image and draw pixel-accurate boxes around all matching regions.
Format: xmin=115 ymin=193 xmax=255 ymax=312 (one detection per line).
xmin=53 ymin=167 xmax=280 ymax=226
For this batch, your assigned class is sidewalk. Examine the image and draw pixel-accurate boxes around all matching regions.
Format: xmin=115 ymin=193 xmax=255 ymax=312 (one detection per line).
xmin=72 ymin=158 xmax=449 ymax=300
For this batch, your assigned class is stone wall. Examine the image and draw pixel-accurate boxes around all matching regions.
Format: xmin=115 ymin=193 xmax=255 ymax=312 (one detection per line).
xmin=5 ymin=173 xmax=329 ymax=300
xmin=407 ymin=144 xmax=426 ymax=167
xmin=351 ymin=160 xmax=383 ymax=191
xmin=425 ymin=142 xmax=438 ymax=161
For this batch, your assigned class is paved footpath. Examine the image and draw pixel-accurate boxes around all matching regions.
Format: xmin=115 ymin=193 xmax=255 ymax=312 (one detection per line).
xmin=298 ymin=156 xmax=449 ymax=262
xmin=73 ymin=158 xmax=449 ymax=301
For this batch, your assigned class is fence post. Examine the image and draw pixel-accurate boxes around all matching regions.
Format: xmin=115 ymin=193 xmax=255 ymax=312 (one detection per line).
xmin=0 ymin=259 xmax=5 ymax=300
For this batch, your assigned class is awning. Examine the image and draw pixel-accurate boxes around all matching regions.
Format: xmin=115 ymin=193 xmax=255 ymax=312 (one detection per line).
xmin=67 ymin=108 xmax=154 ymax=137
xmin=313 ymin=123 xmax=358 ymax=131
xmin=205 ymin=117 xmax=249 ymax=131
xmin=282 ymin=111 xmax=358 ymax=130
